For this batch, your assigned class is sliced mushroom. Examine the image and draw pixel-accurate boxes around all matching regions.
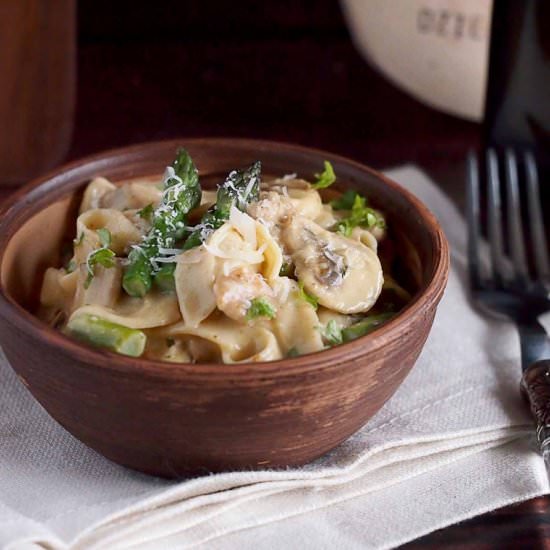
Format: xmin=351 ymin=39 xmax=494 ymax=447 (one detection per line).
xmin=282 ymin=216 xmax=383 ymax=314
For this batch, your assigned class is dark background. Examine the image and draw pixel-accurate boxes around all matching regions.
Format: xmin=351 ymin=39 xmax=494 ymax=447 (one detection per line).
xmin=72 ymin=0 xmax=479 ymax=173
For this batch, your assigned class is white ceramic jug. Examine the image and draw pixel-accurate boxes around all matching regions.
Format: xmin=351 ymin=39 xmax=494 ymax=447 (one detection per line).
xmin=340 ymin=0 xmax=493 ymax=121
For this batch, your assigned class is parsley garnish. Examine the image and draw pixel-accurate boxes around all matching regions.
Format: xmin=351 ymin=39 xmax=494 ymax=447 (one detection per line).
xmin=297 ymin=281 xmax=319 ymax=310
xmin=97 ymin=228 xmax=112 ymax=248
xmin=138 ymin=203 xmax=154 ymax=221
xmin=330 ymin=189 xmax=358 ymax=210
xmin=320 ymin=320 xmax=343 ymax=346
xmin=85 ymin=248 xmax=116 ymax=289
xmin=66 ymin=259 xmax=76 ymax=273
xmin=311 ymin=160 xmax=336 ymax=189
xmin=246 ymin=297 xmax=276 ymax=320
xmin=334 ymin=194 xmax=385 ymax=237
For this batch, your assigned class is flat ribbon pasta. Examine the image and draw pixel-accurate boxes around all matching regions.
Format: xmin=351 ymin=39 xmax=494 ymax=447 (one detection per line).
xmin=72 ymin=290 xmax=180 ymax=329
xmin=350 ymin=227 xmax=378 ymax=252
xmin=84 ymin=178 xmax=163 ymax=212
xmin=287 ymin=188 xmax=323 ymax=220
xmin=175 ymin=246 xmax=217 ymax=328
xmin=40 ymin=267 xmax=77 ymax=310
xmin=39 ymin=162 xmax=400 ymax=364
xmin=105 ymin=181 xmax=163 ymax=211
xmin=161 ymin=316 xmax=283 ymax=363
xmin=271 ymin=278 xmax=324 ymax=355
xmin=73 ymin=263 xmax=122 ymax=311
xmin=79 ymin=177 xmax=117 ymax=213
xmin=174 ymin=220 xmax=283 ymax=326
xmin=77 ymin=209 xmax=142 ymax=255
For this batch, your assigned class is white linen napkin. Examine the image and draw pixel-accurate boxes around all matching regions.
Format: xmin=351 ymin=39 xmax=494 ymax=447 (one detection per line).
xmin=1 ymin=166 xmax=548 ymax=550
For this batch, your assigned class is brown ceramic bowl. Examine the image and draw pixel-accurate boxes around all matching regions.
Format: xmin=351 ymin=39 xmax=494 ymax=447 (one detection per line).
xmin=0 ymin=139 xmax=449 ymax=477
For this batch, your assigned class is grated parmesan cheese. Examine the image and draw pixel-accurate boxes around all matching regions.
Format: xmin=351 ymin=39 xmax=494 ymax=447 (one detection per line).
xmin=242 ymin=175 xmax=257 ymax=204
xmin=157 ymin=247 xmax=183 ymax=256
xmin=203 ymin=241 xmax=264 ymax=264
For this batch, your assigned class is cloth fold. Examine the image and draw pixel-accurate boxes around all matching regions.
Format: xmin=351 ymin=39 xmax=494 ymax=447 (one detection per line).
xmin=1 ymin=166 xmax=548 ymax=550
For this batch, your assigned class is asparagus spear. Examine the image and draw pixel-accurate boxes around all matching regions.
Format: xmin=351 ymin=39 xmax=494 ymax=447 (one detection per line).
xmin=341 ymin=312 xmax=394 ymax=342
xmin=122 ymin=149 xmax=201 ymax=297
xmin=66 ymin=313 xmax=146 ymax=357
xmin=183 ymin=161 xmax=261 ymax=250
xmin=153 ymin=263 xmax=178 ymax=292
xmin=151 ymin=161 xmax=262 ymax=291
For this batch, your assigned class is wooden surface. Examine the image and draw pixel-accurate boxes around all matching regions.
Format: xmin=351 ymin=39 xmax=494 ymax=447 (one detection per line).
xmin=0 ymin=0 xmax=75 ymax=185
xmin=0 ymin=0 xmax=548 ymax=544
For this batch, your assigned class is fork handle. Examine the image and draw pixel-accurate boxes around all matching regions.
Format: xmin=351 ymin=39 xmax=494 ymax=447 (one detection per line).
xmin=521 ymin=359 xmax=550 ymax=471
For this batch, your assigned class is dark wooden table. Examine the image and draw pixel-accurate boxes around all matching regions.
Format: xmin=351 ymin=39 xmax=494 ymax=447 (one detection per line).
xmin=2 ymin=0 xmax=549 ymax=546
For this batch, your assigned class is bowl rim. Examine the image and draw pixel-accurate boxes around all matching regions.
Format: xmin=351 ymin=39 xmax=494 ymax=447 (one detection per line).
xmin=0 ymin=137 xmax=449 ymax=379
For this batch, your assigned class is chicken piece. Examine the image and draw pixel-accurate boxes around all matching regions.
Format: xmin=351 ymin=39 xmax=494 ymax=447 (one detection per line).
xmin=247 ymin=191 xmax=295 ymax=268
xmin=247 ymin=191 xmax=294 ymax=227
xmin=213 ymin=266 xmax=274 ymax=322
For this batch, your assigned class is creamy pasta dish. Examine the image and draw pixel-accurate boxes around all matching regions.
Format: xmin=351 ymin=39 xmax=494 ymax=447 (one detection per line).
xmin=39 ymin=149 xmax=410 ymax=362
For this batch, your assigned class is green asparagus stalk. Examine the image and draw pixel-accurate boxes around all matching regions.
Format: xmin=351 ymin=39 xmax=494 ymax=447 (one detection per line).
xmin=66 ymin=313 xmax=146 ymax=357
xmin=122 ymin=149 xmax=201 ymax=297
xmin=183 ymin=161 xmax=261 ymax=250
xmin=341 ymin=312 xmax=394 ymax=343
xmin=154 ymin=263 xmax=177 ymax=292
xmin=148 ymin=161 xmax=262 ymax=292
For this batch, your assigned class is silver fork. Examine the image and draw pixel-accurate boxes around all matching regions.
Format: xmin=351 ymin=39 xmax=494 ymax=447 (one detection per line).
xmin=467 ymin=148 xmax=550 ymax=474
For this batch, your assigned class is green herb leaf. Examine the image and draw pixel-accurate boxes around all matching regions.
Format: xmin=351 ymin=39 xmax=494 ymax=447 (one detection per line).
xmin=85 ymin=248 xmax=116 ymax=289
xmin=66 ymin=259 xmax=76 ymax=273
xmin=287 ymin=347 xmax=300 ymax=358
xmin=246 ymin=297 xmax=276 ymax=320
xmin=297 ymin=281 xmax=319 ymax=310
xmin=330 ymin=189 xmax=358 ymax=210
xmin=122 ymin=149 xmax=201 ymax=298
xmin=97 ymin=228 xmax=112 ymax=248
xmin=320 ymin=320 xmax=343 ymax=346
xmin=138 ymin=203 xmax=154 ymax=221
xmin=334 ymin=194 xmax=385 ymax=237
xmin=73 ymin=233 xmax=84 ymax=247
xmin=311 ymin=160 xmax=336 ymax=189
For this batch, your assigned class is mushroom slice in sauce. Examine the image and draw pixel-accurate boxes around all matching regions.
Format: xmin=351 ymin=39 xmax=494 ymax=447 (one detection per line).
xmin=282 ymin=216 xmax=383 ymax=314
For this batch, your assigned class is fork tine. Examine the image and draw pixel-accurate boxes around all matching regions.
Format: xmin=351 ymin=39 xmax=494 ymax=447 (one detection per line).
xmin=487 ymin=149 xmax=507 ymax=283
xmin=525 ymin=152 xmax=550 ymax=279
xmin=505 ymin=149 xmax=529 ymax=281
xmin=466 ymin=152 xmax=482 ymax=288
